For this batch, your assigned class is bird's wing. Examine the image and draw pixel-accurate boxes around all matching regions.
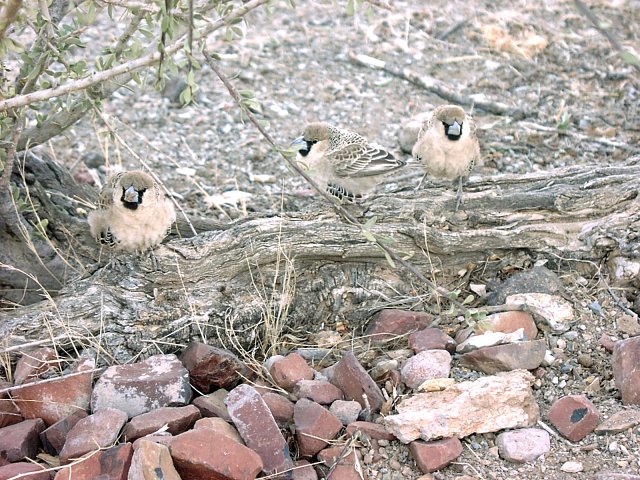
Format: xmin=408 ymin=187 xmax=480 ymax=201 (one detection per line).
xmin=330 ymin=143 xmax=403 ymax=178
xmin=96 ymin=173 xmax=124 ymax=209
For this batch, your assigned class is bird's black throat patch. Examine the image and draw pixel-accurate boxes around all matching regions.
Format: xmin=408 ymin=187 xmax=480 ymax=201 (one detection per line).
xmin=443 ymin=122 xmax=462 ymax=141
xmin=298 ymin=140 xmax=316 ymax=157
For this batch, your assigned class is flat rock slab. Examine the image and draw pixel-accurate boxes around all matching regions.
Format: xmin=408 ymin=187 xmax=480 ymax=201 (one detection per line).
xmin=458 ymin=338 xmax=546 ymax=374
xmin=91 ymin=354 xmax=192 ymax=418
xmin=124 ymin=405 xmax=201 ymax=442
xmin=384 ymin=370 xmax=539 ymax=443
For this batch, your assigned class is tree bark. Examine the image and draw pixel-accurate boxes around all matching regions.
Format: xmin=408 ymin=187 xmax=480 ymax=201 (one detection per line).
xmin=1 ymin=158 xmax=638 ymax=362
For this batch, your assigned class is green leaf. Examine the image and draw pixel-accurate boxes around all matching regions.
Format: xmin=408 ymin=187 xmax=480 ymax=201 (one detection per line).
xmin=362 ymin=230 xmax=376 ymax=242
xmin=363 ymin=216 xmax=377 ymax=230
xmin=346 ymin=0 xmax=355 ymax=16
xmin=620 ymin=51 xmax=640 ymax=67
xmin=462 ymin=294 xmax=475 ymax=305
xmin=384 ymin=251 xmax=396 ymax=268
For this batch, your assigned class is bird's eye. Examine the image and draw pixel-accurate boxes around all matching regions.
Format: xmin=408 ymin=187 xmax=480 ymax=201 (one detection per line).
xmin=416 ymin=155 xmax=422 ymax=161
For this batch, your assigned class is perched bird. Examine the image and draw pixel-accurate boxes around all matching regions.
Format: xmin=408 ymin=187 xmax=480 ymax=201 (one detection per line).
xmin=291 ymin=122 xmax=406 ymax=201
xmin=412 ymin=105 xmax=481 ymax=210
xmin=88 ymin=170 xmax=176 ymax=253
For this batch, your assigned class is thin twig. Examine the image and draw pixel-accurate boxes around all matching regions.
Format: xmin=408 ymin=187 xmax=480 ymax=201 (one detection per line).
xmin=202 ymin=50 xmax=475 ymax=321
xmin=348 ymin=51 xmax=529 ymax=119
xmin=574 ymin=0 xmax=640 ymax=74
xmin=0 ymin=0 xmax=270 ymax=112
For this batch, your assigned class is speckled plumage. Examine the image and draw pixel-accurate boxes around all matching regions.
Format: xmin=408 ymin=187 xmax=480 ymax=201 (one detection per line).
xmin=292 ymin=122 xmax=406 ymax=201
xmin=412 ymin=105 xmax=481 ymax=209
xmin=88 ymin=170 xmax=176 ymax=252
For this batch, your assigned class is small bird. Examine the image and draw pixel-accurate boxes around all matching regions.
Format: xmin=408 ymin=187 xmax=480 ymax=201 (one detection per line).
xmin=291 ymin=122 xmax=406 ymax=201
xmin=88 ymin=170 xmax=176 ymax=253
xmin=412 ymin=105 xmax=481 ymax=210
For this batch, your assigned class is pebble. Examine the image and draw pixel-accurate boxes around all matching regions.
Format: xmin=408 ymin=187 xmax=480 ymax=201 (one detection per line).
xmin=560 ymin=461 xmax=584 ymax=473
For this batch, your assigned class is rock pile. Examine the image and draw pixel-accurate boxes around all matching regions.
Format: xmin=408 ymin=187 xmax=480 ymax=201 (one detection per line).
xmin=0 ymin=305 xmax=639 ymax=479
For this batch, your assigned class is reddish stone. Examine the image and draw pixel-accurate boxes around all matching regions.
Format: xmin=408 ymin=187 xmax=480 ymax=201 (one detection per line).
xmin=0 ymin=380 xmax=22 ymax=428
xmin=91 ymin=354 xmax=192 ymax=418
xmin=226 ymin=384 xmax=293 ymax=476
xmin=459 ymin=339 xmax=546 ymax=374
xmin=129 ymin=439 xmax=180 ymax=480
xmin=293 ymin=380 xmax=344 ymax=405
xmin=124 ymin=405 xmax=201 ymax=442
xmin=612 ymin=337 xmax=640 ymax=405
xmin=401 ymin=350 xmax=452 ymax=389
xmin=14 ymin=347 xmax=60 ymax=385
xmin=409 ymin=437 xmax=463 ymax=473
xmin=170 ymin=429 xmax=263 ymax=480
xmin=40 ymin=409 xmax=88 ymax=455
xmin=0 ymin=462 xmax=49 ymax=480
xmin=193 ymin=417 xmax=243 ymax=444
xmin=346 ymin=421 xmax=395 ymax=441
xmin=59 ymin=408 xmax=128 ymax=464
xmin=10 ymin=370 xmax=92 ymax=426
xmin=0 ymin=418 xmax=45 ymax=463
xmin=408 ymin=328 xmax=457 ymax=353
xmin=269 ymin=353 xmax=315 ymax=391
xmin=54 ymin=443 xmax=133 ymax=480
xmin=598 ymin=334 xmax=617 ymax=352
xmin=548 ymin=395 xmax=600 ymax=442
xmin=292 ymin=459 xmax=318 ymax=480
xmin=294 ymin=398 xmax=343 ymax=457
xmin=365 ymin=309 xmax=434 ymax=340
xmin=261 ymin=392 xmax=295 ymax=427
xmin=330 ymin=352 xmax=384 ymax=413
xmin=192 ymin=389 xmax=231 ymax=421
xmin=180 ymin=342 xmax=251 ymax=394
xmin=477 ymin=311 xmax=539 ymax=340
xmin=132 ymin=435 xmax=174 ymax=450
xmin=317 ymin=446 xmax=362 ymax=480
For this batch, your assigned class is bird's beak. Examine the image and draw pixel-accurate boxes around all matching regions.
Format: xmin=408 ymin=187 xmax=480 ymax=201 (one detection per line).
xmin=290 ymin=136 xmax=307 ymax=151
xmin=447 ymin=120 xmax=461 ymax=137
xmin=123 ymin=186 xmax=139 ymax=203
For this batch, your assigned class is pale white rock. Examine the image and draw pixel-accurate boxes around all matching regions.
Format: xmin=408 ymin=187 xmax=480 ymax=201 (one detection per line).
xmin=505 ymin=293 xmax=573 ymax=332
xmin=456 ymin=328 xmax=526 ymax=353
xmin=496 ymin=428 xmax=550 ymax=463
xmin=384 ymin=370 xmax=539 ymax=443
xmin=417 ymin=377 xmax=456 ymax=392
xmin=608 ymin=256 xmax=640 ymax=286
xmin=560 ymin=461 xmax=584 ymax=473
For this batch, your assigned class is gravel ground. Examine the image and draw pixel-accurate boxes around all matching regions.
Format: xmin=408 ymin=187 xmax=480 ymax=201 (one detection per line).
xmin=46 ymin=1 xmax=640 ymax=478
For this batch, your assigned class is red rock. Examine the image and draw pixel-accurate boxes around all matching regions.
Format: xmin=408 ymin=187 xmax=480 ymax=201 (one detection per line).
xmin=132 ymin=435 xmax=174 ymax=450
xmin=59 ymin=408 xmax=128 ymax=464
xmin=346 ymin=421 xmax=395 ymax=441
xmin=365 ymin=309 xmax=434 ymax=340
xmin=54 ymin=443 xmax=133 ymax=480
xmin=261 ymin=392 xmax=295 ymax=426
xmin=317 ymin=446 xmax=362 ymax=480
xmin=193 ymin=417 xmax=243 ymax=444
xmin=269 ymin=353 xmax=315 ymax=391
xmin=91 ymin=354 xmax=192 ymax=418
xmin=170 ymin=429 xmax=263 ymax=480
xmin=14 ymin=347 xmax=60 ymax=385
xmin=124 ymin=405 xmax=201 ymax=442
xmin=192 ymin=389 xmax=231 ymax=421
xmin=293 ymin=379 xmax=344 ymax=404
xmin=477 ymin=311 xmax=539 ymax=340
xmin=408 ymin=328 xmax=457 ymax=353
xmin=595 ymin=409 xmax=640 ymax=434
xmin=0 ymin=380 xmax=22 ymax=428
xmin=401 ymin=350 xmax=452 ymax=389
xmin=548 ymin=395 xmax=600 ymax=442
xmin=180 ymin=342 xmax=251 ymax=393
xmin=294 ymin=398 xmax=343 ymax=457
xmin=0 ymin=419 xmax=45 ymax=462
xmin=226 ymin=384 xmax=293 ymax=476
xmin=330 ymin=352 xmax=384 ymax=413
xmin=0 ymin=462 xmax=49 ymax=480
xmin=612 ymin=337 xmax=640 ymax=405
xmin=409 ymin=437 xmax=463 ymax=473
xmin=496 ymin=428 xmax=550 ymax=463
xmin=11 ymin=370 xmax=92 ymax=426
xmin=292 ymin=459 xmax=318 ymax=480
xmin=459 ymin=339 xmax=546 ymax=374
xmin=40 ymin=409 xmax=88 ymax=455
xmin=598 ymin=334 xmax=617 ymax=352
xmin=129 ymin=439 xmax=180 ymax=480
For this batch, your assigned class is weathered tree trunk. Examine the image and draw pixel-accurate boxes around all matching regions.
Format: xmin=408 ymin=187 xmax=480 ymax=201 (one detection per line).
xmin=0 ymin=158 xmax=638 ymax=362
